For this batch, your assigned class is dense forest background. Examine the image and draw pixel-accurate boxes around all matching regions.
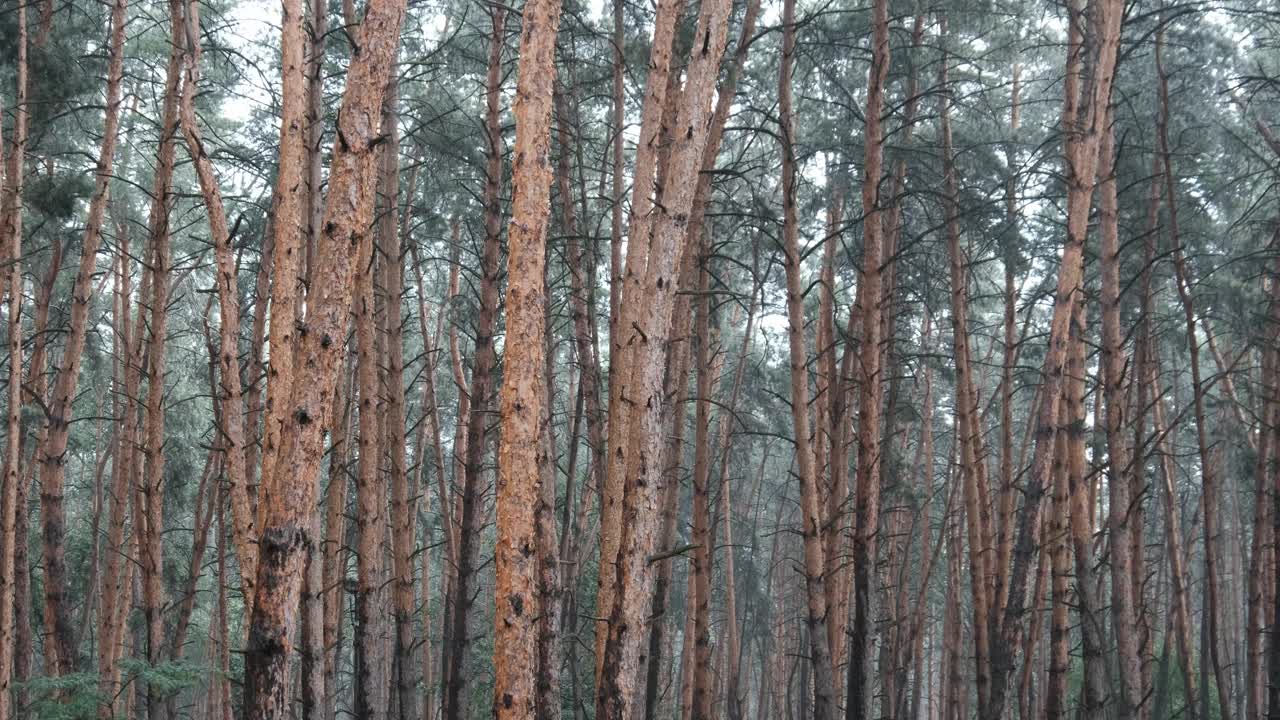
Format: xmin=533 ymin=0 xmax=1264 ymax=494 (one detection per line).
xmin=0 ymin=0 xmax=1278 ymax=717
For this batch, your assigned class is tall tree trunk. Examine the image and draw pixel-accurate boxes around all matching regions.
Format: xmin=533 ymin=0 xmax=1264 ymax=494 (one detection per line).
xmin=178 ymin=0 xmax=256 ymax=654
xmin=0 ymin=18 xmax=25 ymax=710
xmin=1157 ymin=29 xmax=1235 ymax=720
xmin=354 ymin=174 xmax=388 ymax=720
xmin=140 ymin=7 xmax=184 ymax=716
xmin=940 ymin=19 xmax=996 ymax=714
xmin=0 ymin=1 xmax=28 ymax=712
xmin=254 ymin=0 xmax=312 ymax=589
xmin=36 ymin=0 xmax=128 ymax=675
xmin=494 ymin=0 xmax=563 ymax=713
xmin=596 ymin=0 xmax=685 ymax=683
xmin=1097 ymin=108 xmax=1142 ymax=720
xmin=595 ymin=0 xmax=734 ymax=713
xmin=995 ymin=60 xmax=1022 ymax=621
xmin=779 ymin=0 xmax=837 ymax=715
xmin=242 ymin=0 xmax=406 ymax=715
xmin=848 ymin=0 xmax=889 ymax=715
xmin=1251 ymin=234 xmax=1280 ymax=720
xmin=988 ymin=1 xmax=1121 ymax=714
xmin=690 ymin=253 xmax=714 ymax=720
xmin=1064 ymin=299 xmax=1111 ymax=716
xmin=443 ymin=10 xmax=505 ymax=718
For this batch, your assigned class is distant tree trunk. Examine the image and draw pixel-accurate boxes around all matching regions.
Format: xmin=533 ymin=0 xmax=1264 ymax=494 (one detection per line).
xmin=0 ymin=0 xmax=27 ymax=310
xmin=36 ymin=0 xmax=127 ymax=676
xmin=943 ymin=503 xmax=964 ymax=720
xmin=494 ymin=0 xmax=563 ymax=713
xmin=1251 ymin=233 xmax=1280 ymax=720
xmin=1157 ymin=30 xmax=1234 ymax=720
xmin=242 ymin=0 xmax=406 ymax=715
xmin=848 ymin=1 xmax=889 ymax=715
xmin=939 ymin=20 xmax=995 ymax=713
xmin=779 ymin=0 xmax=836 ymax=715
xmin=97 ymin=228 xmax=147 ymax=719
xmin=178 ymin=0 xmax=258 ymax=634
xmin=715 ymin=274 xmax=760 ymax=720
xmin=443 ymin=10 xmax=505 ymax=718
xmin=1148 ymin=361 xmax=1201 ymax=720
xmin=1097 ymin=108 xmax=1142 ymax=720
xmin=1046 ymin=397 xmax=1071 ymax=720
xmin=995 ymin=60 xmax=1021 ymax=621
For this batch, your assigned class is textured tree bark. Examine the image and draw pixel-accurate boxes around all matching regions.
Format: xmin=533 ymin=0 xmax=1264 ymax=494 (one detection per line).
xmin=493 ymin=0 xmax=563 ymax=713
xmin=595 ymin=0 xmax=734 ymax=713
xmin=779 ymin=0 xmax=836 ymax=715
xmin=369 ymin=71 xmax=416 ymax=720
xmin=300 ymin=14 xmax=335 ymax=702
xmin=642 ymin=247 xmax=695 ymax=720
xmin=254 ymin=0 xmax=311 ymax=577
xmin=304 ymin=0 xmax=327 ymax=291
xmin=596 ymin=0 xmax=684 ymax=682
xmin=848 ymin=2 xmax=889 ymax=715
xmin=36 ymin=0 xmax=127 ymax=676
xmin=1045 ymin=398 xmax=1070 ymax=720
xmin=322 ymin=363 xmax=352 ymax=720
xmin=242 ymin=0 xmax=406 ymax=715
